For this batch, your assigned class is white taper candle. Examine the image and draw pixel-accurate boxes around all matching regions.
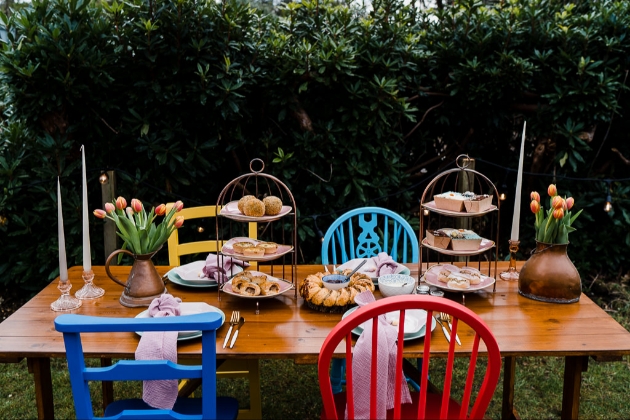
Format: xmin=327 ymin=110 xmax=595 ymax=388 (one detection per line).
xmin=81 ymin=145 xmax=91 ymax=271
xmin=57 ymin=178 xmax=68 ymax=282
xmin=510 ymin=121 xmax=526 ymax=241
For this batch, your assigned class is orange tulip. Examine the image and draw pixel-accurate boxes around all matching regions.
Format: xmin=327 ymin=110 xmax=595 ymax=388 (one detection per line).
xmin=115 ymin=196 xmax=127 ymax=210
xmin=174 ymin=201 xmax=184 ymax=212
xmin=131 ymin=198 xmax=143 ymax=213
xmin=566 ymin=197 xmax=574 ymax=210
xmin=547 ymin=184 xmax=557 ymax=197
xmin=530 ymin=191 xmax=540 ymax=202
xmin=104 ymin=203 xmax=115 ymax=214
xmin=93 ymin=209 xmax=106 ymax=219
xmin=155 ymin=204 xmax=166 ymax=216
xmin=530 ymin=200 xmax=540 ymax=214
xmin=174 ymin=215 xmax=185 ymax=228
xmin=552 ymin=207 xmax=564 ymax=219
xmin=552 ymin=195 xmax=564 ymax=209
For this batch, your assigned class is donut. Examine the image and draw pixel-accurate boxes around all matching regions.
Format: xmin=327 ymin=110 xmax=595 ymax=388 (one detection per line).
xmin=263 ymin=196 xmax=283 ymax=215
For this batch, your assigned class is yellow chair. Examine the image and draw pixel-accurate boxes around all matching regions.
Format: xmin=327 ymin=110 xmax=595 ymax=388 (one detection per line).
xmin=166 ymin=204 xmax=262 ymax=420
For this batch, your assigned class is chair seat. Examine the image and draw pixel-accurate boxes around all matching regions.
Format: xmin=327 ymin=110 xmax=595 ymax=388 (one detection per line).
xmin=105 ymin=396 xmax=239 ymax=419
xmin=324 ymin=390 xmax=464 ymax=419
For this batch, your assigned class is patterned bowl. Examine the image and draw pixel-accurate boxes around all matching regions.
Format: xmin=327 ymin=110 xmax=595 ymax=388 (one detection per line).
xmin=378 ymin=274 xmax=416 ymax=297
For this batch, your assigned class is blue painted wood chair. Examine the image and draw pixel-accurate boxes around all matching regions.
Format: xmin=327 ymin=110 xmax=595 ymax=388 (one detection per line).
xmin=54 ymin=312 xmax=239 ymax=420
xmin=321 ymin=207 xmax=419 ymax=393
xmin=321 ymin=207 xmax=419 ymax=266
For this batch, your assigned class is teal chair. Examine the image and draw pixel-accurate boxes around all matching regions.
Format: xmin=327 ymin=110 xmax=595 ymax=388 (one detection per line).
xmin=54 ymin=312 xmax=238 ymax=420
xmin=321 ymin=207 xmax=419 ymax=393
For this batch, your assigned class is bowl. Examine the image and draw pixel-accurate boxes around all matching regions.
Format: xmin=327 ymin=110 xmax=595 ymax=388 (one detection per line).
xmin=322 ymin=274 xmax=350 ymax=290
xmin=378 ymin=274 xmax=416 ymax=297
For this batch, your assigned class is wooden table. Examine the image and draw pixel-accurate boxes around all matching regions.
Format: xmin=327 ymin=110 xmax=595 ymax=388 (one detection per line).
xmin=1 ymin=262 xmax=630 ymax=419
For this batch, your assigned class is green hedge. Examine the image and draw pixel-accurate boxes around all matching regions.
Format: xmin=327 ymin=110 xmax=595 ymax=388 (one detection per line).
xmin=1 ymin=0 xmax=629 ymax=292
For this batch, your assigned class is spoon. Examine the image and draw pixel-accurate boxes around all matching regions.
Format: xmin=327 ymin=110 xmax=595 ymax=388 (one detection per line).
xmin=345 ymin=259 xmax=368 ymax=280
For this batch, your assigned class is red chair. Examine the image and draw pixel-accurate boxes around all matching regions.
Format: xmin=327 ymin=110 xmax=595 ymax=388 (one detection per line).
xmin=318 ymin=295 xmax=501 ymax=419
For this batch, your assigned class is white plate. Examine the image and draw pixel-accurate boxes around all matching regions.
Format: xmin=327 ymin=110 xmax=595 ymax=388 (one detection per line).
xmin=422 ymin=200 xmax=497 ymax=217
xmin=342 ymin=307 xmax=436 ymax=341
xmin=135 ymin=302 xmax=225 ymax=341
xmin=335 ymin=258 xmax=411 ymax=282
xmin=222 ymin=271 xmax=293 ymax=299
xmin=166 ymin=261 xmax=244 ymax=288
xmin=219 ymin=201 xmax=292 ymax=222
xmin=423 ymin=264 xmax=496 ymax=293
xmin=221 ymin=237 xmax=294 ymax=261
xmin=421 ymin=237 xmax=495 ymax=256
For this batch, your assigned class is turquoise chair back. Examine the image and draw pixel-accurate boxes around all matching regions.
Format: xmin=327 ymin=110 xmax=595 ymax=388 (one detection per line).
xmin=54 ymin=312 xmax=238 ymax=420
xmin=321 ymin=207 xmax=419 ymax=265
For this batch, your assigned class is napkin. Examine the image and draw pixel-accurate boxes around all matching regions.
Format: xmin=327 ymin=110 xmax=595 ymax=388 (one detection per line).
xmin=202 ymin=253 xmax=250 ymax=282
xmin=373 ymin=252 xmax=398 ymax=276
xmin=347 ymin=291 xmax=411 ymax=419
xmin=135 ymin=294 xmax=182 ymax=410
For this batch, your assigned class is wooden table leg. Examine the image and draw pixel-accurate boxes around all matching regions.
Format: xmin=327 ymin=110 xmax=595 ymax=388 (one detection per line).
xmin=101 ymin=358 xmax=114 ymax=411
xmin=501 ymin=356 xmax=519 ymax=420
xmin=562 ymin=356 xmax=588 ymax=419
xmin=27 ymin=357 xmax=54 ymax=420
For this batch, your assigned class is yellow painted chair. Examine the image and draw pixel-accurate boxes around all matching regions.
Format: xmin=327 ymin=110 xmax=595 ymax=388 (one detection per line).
xmin=166 ymin=203 xmax=262 ymax=420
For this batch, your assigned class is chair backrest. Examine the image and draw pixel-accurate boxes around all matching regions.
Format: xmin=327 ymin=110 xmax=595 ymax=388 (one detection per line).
xmin=54 ymin=312 xmax=223 ymax=420
xmin=166 ymin=204 xmax=257 ymax=268
xmin=318 ymin=295 xmax=501 ymax=420
xmin=321 ymin=207 xmax=419 ymax=265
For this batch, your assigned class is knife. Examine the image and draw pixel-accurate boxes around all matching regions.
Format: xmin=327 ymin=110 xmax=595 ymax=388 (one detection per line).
xmin=229 ymin=317 xmax=245 ymax=349
xmin=436 ymin=317 xmax=451 ymax=343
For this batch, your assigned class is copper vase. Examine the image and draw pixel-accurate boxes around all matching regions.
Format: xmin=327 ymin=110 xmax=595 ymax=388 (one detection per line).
xmin=105 ymin=247 xmax=166 ymax=307
xmin=518 ymin=241 xmax=581 ymax=304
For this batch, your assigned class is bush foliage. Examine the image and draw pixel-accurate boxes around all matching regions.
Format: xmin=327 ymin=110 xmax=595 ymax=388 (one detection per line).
xmin=1 ymin=0 xmax=629 ymax=292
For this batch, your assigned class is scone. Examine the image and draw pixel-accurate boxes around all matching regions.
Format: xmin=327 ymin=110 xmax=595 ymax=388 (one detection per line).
xmin=237 ymin=195 xmax=256 ymax=213
xmin=243 ymin=198 xmax=265 ymax=217
xmin=263 ymin=196 xmax=283 ymax=215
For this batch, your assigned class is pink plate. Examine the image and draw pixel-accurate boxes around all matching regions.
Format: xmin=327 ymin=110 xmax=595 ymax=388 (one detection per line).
xmin=221 ymin=237 xmax=294 ymax=261
xmin=422 ymin=200 xmax=497 ymax=217
xmin=219 ymin=201 xmax=292 ymax=222
xmin=422 ymin=237 xmax=495 ymax=256
xmin=423 ymin=264 xmax=495 ymax=293
xmin=222 ymin=271 xmax=293 ymax=299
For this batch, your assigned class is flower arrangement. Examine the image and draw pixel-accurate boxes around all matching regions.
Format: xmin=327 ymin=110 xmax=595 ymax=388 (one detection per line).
xmin=529 ymin=184 xmax=583 ymax=244
xmin=94 ymin=197 xmax=185 ymax=255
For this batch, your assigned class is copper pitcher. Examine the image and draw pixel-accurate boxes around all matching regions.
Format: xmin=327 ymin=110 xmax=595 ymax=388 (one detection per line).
xmin=105 ymin=247 xmax=166 ymax=307
xmin=518 ymin=241 xmax=581 ymax=304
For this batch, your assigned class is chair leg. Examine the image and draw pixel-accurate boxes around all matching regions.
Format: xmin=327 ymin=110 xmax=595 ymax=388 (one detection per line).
xmin=330 ymin=359 xmax=345 ymax=394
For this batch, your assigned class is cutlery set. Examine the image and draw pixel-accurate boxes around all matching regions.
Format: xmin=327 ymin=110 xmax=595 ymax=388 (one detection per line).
xmin=223 ymin=311 xmax=245 ymax=349
xmin=436 ymin=312 xmax=461 ymax=345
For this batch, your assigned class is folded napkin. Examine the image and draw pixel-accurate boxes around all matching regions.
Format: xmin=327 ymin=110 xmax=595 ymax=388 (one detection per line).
xmin=373 ymin=252 xmax=398 ymax=276
xmin=347 ymin=291 xmax=412 ymax=420
xmin=135 ymin=294 xmax=182 ymax=410
xmin=202 ymin=253 xmax=250 ymax=282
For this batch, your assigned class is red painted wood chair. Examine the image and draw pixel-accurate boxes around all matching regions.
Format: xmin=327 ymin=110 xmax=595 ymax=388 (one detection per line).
xmin=318 ymin=295 xmax=501 ymax=419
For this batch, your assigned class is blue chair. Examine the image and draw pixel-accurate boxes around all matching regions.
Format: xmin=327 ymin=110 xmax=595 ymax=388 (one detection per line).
xmin=321 ymin=207 xmax=419 ymax=265
xmin=321 ymin=207 xmax=419 ymax=394
xmin=54 ymin=312 xmax=239 ymax=420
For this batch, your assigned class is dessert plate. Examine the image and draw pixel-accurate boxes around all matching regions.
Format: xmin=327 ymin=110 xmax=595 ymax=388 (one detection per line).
xmin=221 ymin=237 xmax=294 ymax=261
xmin=422 ymin=201 xmax=497 ymax=217
xmin=422 ymin=237 xmax=495 ymax=256
xmin=342 ymin=307 xmax=436 ymax=341
xmin=423 ymin=264 xmax=495 ymax=293
xmin=220 ymin=200 xmax=292 ymax=222
xmin=135 ymin=302 xmax=225 ymax=341
xmin=222 ymin=271 xmax=293 ymax=299
xmin=165 ymin=260 xmax=244 ymax=288
xmin=335 ymin=258 xmax=410 ymax=282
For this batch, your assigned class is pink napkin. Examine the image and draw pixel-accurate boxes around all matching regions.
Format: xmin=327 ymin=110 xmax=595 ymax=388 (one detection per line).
xmin=347 ymin=291 xmax=412 ymax=420
xmin=135 ymin=294 xmax=182 ymax=410
xmin=373 ymin=252 xmax=398 ymax=276
xmin=202 ymin=253 xmax=249 ymax=282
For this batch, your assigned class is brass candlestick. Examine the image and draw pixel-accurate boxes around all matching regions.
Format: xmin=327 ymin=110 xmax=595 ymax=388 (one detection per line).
xmin=51 ymin=279 xmax=82 ymax=311
xmin=500 ymin=240 xmax=520 ymax=281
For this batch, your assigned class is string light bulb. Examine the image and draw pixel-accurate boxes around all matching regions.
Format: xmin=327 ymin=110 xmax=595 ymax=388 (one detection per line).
xmin=604 ymin=180 xmax=613 ymax=213
xmin=499 ymin=191 xmax=507 ymax=201
xmin=197 ymin=226 xmax=205 ymax=233
xmin=423 ymin=209 xmax=430 ymax=216
xmin=98 ymin=172 xmax=109 ymax=184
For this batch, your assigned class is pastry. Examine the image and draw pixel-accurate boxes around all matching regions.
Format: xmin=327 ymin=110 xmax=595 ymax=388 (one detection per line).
xmin=263 ymin=196 xmax=283 ymax=216
xmin=241 ymin=282 xmax=261 ymax=296
xmin=459 ymin=267 xmax=482 ymax=285
xmin=446 ymin=229 xmax=483 ymax=251
xmin=237 ymin=195 xmax=256 ymax=213
xmin=433 ymin=191 xmax=470 ymax=212
xmin=437 ymin=269 xmax=451 ymax=283
xmin=463 ymin=194 xmax=494 ymax=213
xmin=242 ymin=198 xmax=265 ymax=217
xmin=260 ymin=280 xmax=280 ymax=296
xmin=233 ymin=242 xmax=255 ymax=254
xmin=300 ymin=271 xmax=376 ymax=312
xmin=232 ymin=276 xmax=250 ymax=293
xmin=323 ymin=289 xmax=340 ymax=307
xmin=311 ymin=287 xmax=332 ymax=305
xmin=258 ymin=242 xmax=278 ymax=254
xmin=426 ymin=229 xmax=451 ymax=249
xmin=243 ymin=246 xmax=265 ymax=257
xmin=335 ymin=287 xmax=351 ymax=306
xmin=250 ymin=275 xmax=267 ymax=284
xmin=447 ymin=276 xmax=470 ymax=290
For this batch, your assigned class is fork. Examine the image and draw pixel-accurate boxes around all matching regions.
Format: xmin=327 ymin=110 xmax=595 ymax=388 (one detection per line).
xmin=440 ymin=312 xmax=461 ymax=346
xmin=223 ymin=311 xmax=240 ymax=349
